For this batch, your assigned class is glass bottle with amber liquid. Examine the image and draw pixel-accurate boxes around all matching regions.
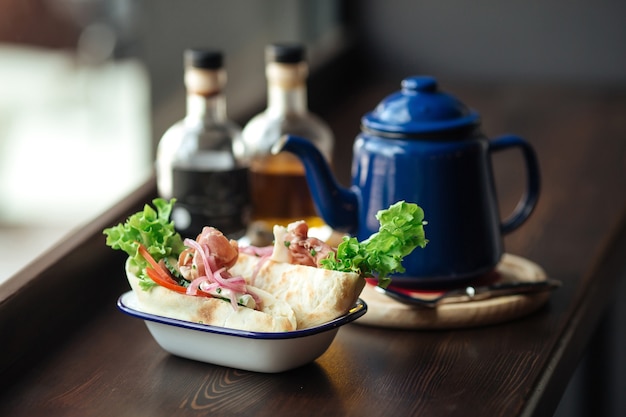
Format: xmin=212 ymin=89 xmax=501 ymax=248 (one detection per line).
xmin=156 ymin=49 xmax=250 ymax=239
xmin=241 ymin=43 xmax=333 ymax=240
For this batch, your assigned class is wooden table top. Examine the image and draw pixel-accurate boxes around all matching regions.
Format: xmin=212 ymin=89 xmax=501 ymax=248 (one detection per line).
xmin=1 ymin=80 xmax=625 ymax=417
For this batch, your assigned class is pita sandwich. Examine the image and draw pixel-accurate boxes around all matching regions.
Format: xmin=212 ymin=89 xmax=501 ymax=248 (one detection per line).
xmin=230 ymin=223 xmax=365 ymax=329
xmin=126 ymin=260 xmax=297 ymax=332
xmin=230 ymin=254 xmax=364 ymax=329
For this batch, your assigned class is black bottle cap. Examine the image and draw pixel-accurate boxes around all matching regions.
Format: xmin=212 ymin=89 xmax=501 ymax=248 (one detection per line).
xmin=265 ymin=43 xmax=306 ymax=63
xmin=185 ymin=49 xmax=223 ymax=69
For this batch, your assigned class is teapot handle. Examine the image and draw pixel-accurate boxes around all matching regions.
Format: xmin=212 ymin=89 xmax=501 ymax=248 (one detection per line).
xmin=489 ymin=135 xmax=541 ymax=234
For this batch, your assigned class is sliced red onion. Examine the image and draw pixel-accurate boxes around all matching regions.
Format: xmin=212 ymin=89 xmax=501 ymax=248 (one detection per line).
xmin=250 ymin=255 xmax=271 ymax=285
xmin=182 ymin=237 xmax=265 ymax=311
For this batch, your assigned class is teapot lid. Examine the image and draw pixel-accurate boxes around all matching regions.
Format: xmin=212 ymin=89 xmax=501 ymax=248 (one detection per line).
xmin=362 ymin=76 xmax=480 ymax=136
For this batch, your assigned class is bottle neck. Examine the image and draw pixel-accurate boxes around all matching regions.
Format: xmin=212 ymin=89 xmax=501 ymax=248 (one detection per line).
xmin=265 ymin=61 xmax=309 ymax=116
xmin=186 ymin=92 xmax=227 ymax=123
xmin=184 ymin=67 xmax=227 ymax=123
xmin=267 ymin=84 xmax=307 ymax=116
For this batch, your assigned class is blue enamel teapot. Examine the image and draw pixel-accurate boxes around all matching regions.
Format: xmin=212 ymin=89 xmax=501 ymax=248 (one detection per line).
xmin=273 ymin=76 xmax=540 ymax=287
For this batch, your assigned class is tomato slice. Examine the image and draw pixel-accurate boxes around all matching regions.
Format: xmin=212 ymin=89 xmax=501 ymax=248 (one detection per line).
xmin=145 ymin=267 xmax=187 ymax=294
xmin=136 ymin=242 xmax=160 ymax=269
xmin=136 ymin=242 xmax=184 ymax=287
xmin=136 ymin=241 xmax=211 ymax=298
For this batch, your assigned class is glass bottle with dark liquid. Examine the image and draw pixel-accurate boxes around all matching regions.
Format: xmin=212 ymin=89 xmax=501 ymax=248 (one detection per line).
xmin=241 ymin=43 xmax=334 ymax=239
xmin=156 ymin=49 xmax=250 ymax=239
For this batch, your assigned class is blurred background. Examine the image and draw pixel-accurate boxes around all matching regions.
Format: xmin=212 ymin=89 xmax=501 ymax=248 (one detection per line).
xmin=0 ymin=0 xmax=352 ymax=279
xmin=0 ymin=1 xmax=624 ymax=413
xmin=2 ymin=0 xmax=625 ymax=280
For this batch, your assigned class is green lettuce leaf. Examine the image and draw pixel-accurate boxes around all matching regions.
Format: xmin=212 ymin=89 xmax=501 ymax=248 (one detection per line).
xmin=319 ymin=200 xmax=428 ymax=288
xmin=103 ymin=198 xmax=185 ymax=289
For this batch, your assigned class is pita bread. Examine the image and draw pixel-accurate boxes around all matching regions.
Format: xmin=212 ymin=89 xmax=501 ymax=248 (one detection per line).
xmin=230 ymin=253 xmax=365 ymax=329
xmin=125 ymin=260 xmax=297 ymax=332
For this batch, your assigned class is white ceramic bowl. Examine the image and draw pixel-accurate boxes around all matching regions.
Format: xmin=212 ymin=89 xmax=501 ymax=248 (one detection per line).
xmin=116 ymin=291 xmax=367 ymax=373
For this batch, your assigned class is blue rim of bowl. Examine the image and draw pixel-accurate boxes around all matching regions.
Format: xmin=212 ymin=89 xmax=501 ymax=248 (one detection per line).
xmin=116 ymin=291 xmax=367 ymax=340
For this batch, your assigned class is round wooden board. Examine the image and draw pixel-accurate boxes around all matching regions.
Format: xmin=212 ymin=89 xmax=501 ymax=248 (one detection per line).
xmin=356 ymin=253 xmax=552 ymax=329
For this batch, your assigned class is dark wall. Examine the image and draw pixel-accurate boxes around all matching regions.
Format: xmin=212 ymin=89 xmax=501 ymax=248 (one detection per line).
xmin=347 ymin=0 xmax=626 ymax=86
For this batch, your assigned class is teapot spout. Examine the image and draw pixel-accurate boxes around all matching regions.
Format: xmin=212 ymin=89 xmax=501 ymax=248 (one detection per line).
xmin=273 ymin=135 xmax=358 ymax=234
